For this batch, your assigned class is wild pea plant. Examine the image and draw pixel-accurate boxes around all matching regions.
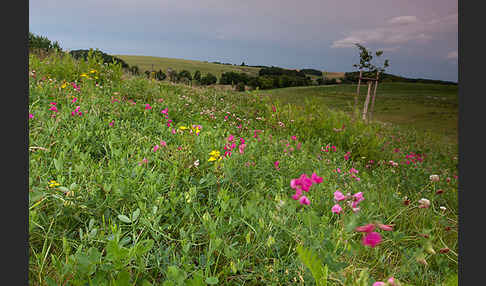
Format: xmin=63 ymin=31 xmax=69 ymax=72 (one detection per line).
xmin=29 ymin=52 xmax=457 ymax=285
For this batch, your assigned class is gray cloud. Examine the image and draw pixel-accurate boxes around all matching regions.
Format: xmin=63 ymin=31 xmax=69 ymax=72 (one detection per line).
xmin=29 ymin=0 xmax=458 ymax=81
xmin=332 ymin=13 xmax=457 ymax=49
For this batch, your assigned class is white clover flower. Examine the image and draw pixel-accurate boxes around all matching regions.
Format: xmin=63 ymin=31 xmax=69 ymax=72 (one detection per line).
xmin=430 ymin=175 xmax=440 ymax=182
xmin=418 ymin=198 xmax=431 ymax=208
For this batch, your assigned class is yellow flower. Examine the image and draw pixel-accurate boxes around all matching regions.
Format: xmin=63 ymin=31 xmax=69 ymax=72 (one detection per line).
xmin=89 ymin=69 xmax=97 ymax=74
xmin=61 ymin=82 xmax=68 ymax=89
xmin=80 ymin=73 xmax=88 ymax=78
xmin=208 ymin=156 xmax=217 ymax=162
xmin=179 ymin=126 xmax=189 ymax=131
xmin=209 ymin=150 xmax=220 ymax=157
xmin=48 ymin=180 xmax=60 ymax=188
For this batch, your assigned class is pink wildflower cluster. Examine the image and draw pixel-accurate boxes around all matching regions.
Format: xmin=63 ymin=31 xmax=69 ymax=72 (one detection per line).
xmin=290 ymin=173 xmax=323 ymax=205
xmin=71 ymin=106 xmax=83 ymax=116
xmin=331 ymin=190 xmax=364 ymax=214
xmin=348 ymin=167 xmax=361 ymax=181
xmin=321 ymin=145 xmax=337 ymax=152
xmin=49 ymin=102 xmax=58 ymax=112
xmin=223 ymin=135 xmax=246 ymax=157
xmin=373 ymin=277 xmax=399 ymax=286
xmin=356 ymin=223 xmax=393 ymax=248
xmin=145 ymin=104 xmax=152 ymax=110
xmin=404 ymin=152 xmax=425 ymax=165
xmin=71 ymin=82 xmax=80 ymax=92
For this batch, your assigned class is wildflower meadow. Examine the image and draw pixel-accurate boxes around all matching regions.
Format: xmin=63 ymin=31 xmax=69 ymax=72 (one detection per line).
xmin=29 ymin=51 xmax=458 ymax=285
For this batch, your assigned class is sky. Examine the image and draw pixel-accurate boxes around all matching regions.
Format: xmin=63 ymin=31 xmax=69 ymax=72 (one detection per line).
xmin=29 ymin=0 xmax=458 ymax=82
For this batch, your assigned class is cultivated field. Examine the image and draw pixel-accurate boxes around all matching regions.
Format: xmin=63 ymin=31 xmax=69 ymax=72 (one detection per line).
xmin=115 ymin=55 xmax=262 ymax=78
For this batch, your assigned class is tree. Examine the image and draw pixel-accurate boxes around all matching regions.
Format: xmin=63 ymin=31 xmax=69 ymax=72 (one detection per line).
xmin=200 ymin=73 xmax=217 ymax=85
xmin=155 ymin=70 xmax=166 ymax=81
xmin=352 ymin=43 xmax=389 ymax=122
xmin=193 ymin=70 xmax=201 ymax=82
xmin=178 ymin=70 xmax=192 ymax=84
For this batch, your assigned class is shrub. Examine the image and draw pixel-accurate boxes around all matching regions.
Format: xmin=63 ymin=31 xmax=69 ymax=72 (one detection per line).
xmin=199 ymin=73 xmax=217 ymax=85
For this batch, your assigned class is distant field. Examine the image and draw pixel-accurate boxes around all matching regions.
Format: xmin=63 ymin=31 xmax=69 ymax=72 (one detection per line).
xmin=115 ymin=55 xmax=262 ymax=78
xmin=258 ymin=82 xmax=458 ymax=143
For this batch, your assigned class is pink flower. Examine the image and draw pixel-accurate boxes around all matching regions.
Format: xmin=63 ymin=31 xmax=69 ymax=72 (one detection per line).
xmin=334 ymin=190 xmax=346 ymax=201
xmin=336 ymin=168 xmax=341 ymax=173
xmin=311 ymin=173 xmax=323 ymax=184
xmin=272 ymin=105 xmax=277 ymax=113
xmin=172 ymin=128 xmax=176 ymax=134
xmin=331 ymin=204 xmax=342 ymax=214
xmin=344 ymin=152 xmax=351 ymax=161
xmin=274 ymin=161 xmax=280 ymax=169
xmin=145 ymin=104 xmax=152 ymax=110
xmin=291 ymin=136 xmax=297 ymax=141
xmin=377 ymin=224 xmax=393 ymax=231
xmin=299 ymin=196 xmax=310 ymax=205
xmin=227 ymin=134 xmax=234 ymax=142
xmin=292 ymin=189 xmax=303 ymax=200
xmin=109 ymin=120 xmax=114 ymax=127
xmin=71 ymin=97 xmax=78 ymax=104
xmin=362 ymin=231 xmax=382 ymax=247
xmin=161 ymin=108 xmax=168 ymax=114
xmin=49 ymin=105 xmax=58 ymax=112
xmin=153 ymin=145 xmax=160 ymax=152
xmin=353 ymin=192 xmax=365 ymax=205
xmin=240 ymin=138 xmax=245 ymax=144
xmin=387 ymin=277 xmax=398 ymax=286
xmin=29 ymin=113 xmax=34 ymax=119
xmin=372 ymin=282 xmax=386 ymax=286
xmin=138 ymin=157 xmax=148 ymax=166
xmin=50 ymin=102 xmax=57 ymax=105
xmin=349 ymin=168 xmax=359 ymax=174
xmin=355 ymin=224 xmax=375 ymax=233
xmin=297 ymin=142 xmax=302 ymax=150
xmin=239 ymin=144 xmax=246 ymax=154
xmin=158 ymin=98 xmax=164 ymax=102
xmin=160 ymin=140 xmax=167 ymax=147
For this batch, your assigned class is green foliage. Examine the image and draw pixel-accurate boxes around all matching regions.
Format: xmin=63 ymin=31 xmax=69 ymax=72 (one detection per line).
xmin=296 ymin=245 xmax=328 ymax=286
xmin=199 ymin=73 xmax=217 ymax=85
xmin=301 ymin=68 xmax=323 ymax=76
xmin=193 ymin=70 xmax=201 ymax=82
xmin=29 ymin=32 xmax=62 ymax=52
xmin=69 ymin=49 xmax=130 ymax=69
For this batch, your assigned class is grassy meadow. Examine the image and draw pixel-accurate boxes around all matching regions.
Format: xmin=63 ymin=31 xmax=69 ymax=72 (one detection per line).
xmin=29 ymin=51 xmax=458 ymax=286
xmin=258 ymin=83 xmax=458 ymax=144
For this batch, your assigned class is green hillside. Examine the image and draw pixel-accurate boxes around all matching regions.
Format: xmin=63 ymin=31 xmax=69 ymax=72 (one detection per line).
xmin=115 ymin=55 xmax=262 ymax=78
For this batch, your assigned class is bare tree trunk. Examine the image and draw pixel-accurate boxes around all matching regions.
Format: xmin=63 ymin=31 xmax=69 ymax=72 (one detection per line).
xmin=368 ymin=71 xmax=380 ymax=122
xmin=354 ymin=70 xmax=363 ymax=119
xmin=362 ymin=81 xmax=372 ymax=121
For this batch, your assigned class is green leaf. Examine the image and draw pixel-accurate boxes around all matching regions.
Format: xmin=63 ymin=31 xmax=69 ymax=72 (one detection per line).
xmin=118 ymin=215 xmax=132 ymax=223
xmin=296 ymin=245 xmax=328 ymax=286
xmin=205 ymin=277 xmax=219 ymax=285
xmin=132 ymin=208 xmax=140 ymax=221
xmin=114 ymin=270 xmax=131 ymax=286
xmin=53 ymin=158 xmax=63 ymax=171
xmin=186 ymin=270 xmax=205 ymax=286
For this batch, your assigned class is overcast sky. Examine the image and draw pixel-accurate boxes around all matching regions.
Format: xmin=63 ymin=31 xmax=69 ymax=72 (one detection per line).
xmin=29 ymin=0 xmax=458 ymax=82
